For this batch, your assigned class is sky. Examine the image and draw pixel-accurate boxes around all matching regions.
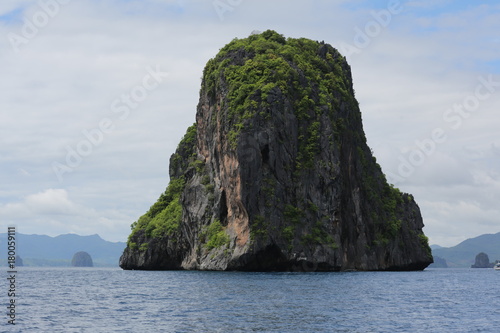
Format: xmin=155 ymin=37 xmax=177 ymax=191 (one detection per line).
xmin=0 ymin=0 xmax=499 ymax=247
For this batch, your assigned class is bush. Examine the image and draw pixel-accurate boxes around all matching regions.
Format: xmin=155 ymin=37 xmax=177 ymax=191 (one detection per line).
xmin=284 ymin=205 xmax=304 ymax=225
xmin=203 ymin=220 xmax=230 ymax=250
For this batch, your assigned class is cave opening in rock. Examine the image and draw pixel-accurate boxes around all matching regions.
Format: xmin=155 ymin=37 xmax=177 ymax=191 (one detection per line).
xmin=219 ymin=190 xmax=228 ymax=226
xmin=261 ymin=144 xmax=270 ymax=164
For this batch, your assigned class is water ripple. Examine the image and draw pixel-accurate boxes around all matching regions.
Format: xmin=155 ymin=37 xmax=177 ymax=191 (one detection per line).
xmin=8 ymin=267 xmax=500 ymax=332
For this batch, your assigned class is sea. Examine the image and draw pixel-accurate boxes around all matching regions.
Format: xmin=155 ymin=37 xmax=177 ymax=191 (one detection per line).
xmin=3 ymin=267 xmax=499 ymax=332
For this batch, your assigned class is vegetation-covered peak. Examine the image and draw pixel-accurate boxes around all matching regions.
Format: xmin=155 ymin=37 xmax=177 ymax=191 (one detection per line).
xmin=202 ymin=30 xmax=354 ymax=106
xmin=201 ymin=30 xmax=357 ymax=154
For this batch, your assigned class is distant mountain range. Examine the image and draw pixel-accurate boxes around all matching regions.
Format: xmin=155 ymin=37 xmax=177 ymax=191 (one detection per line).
xmin=431 ymin=232 xmax=500 ymax=268
xmin=0 ymin=233 xmax=126 ymax=267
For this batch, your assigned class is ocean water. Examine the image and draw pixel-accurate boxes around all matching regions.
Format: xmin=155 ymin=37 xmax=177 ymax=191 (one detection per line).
xmin=4 ymin=267 xmax=500 ymax=332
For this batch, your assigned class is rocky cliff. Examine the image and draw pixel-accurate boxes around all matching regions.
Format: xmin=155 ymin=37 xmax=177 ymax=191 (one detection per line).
xmin=120 ymin=30 xmax=433 ymax=271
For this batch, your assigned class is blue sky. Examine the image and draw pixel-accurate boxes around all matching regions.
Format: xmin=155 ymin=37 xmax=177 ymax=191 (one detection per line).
xmin=0 ymin=8 xmax=23 ymax=23
xmin=0 ymin=0 xmax=499 ymax=247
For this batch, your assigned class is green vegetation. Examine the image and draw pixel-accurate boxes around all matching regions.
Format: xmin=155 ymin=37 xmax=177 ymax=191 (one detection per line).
xmin=205 ymin=183 xmax=214 ymax=193
xmin=418 ymin=234 xmax=432 ymax=258
xmin=201 ymin=175 xmax=210 ymax=185
xmin=301 ymin=221 xmax=338 ymax=249
xmin=261 ymin=177 xmax=277 ymax=208
xmin=191 ymin=159 xmax=205 ymax=173
xmin=127 ymin=125 xmax=199 ymax=248
xmin=201 ymin=220 xmax=230 ymax=250
xmin=171 ymin=123 xmax=197 ymax=171
xmin=129 ymin=177 xmax=184 ymax=240
xmin=201 ymin=30 xmax=354 ymax=174
xmin=369 ymin=182 xmax=404 ymax=245
xmin=284 ymin=204 xmax=304 ymax=225
xmin=297 ymin=121 xmax=321 ymax=170
xmin=307 ymin=200 xmax=319 ymax=213
xmin=283 ymin=204 xmax=338 ymax=250
xmin=382 ymin=184 xmax=403 ymax=238
xmin=282 ymin=226 xmax=295 ymax=244
xmin=227 ymin=129 xmax=240 ymax=149
xmin=148 ymin=193 xmax=183 ymax=238
xmin=147 ymin=177 xmax=184 ymax=221
xmin=373 ymin=234 xmax=390 ymax=247
xmin=179 ymin=123 xmax=197 ymax=148
xmin=250 ymin=215 xmax=269 ymax=239
xmin=356 ymin=145 xmax=407 ymax=244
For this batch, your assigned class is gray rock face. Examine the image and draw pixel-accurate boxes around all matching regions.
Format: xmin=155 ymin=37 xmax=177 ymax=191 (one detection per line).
xmin=429 ymin=256 xmax=448 ymax=268
xmin=471 ymin=252 xmax=492 ymax=268
xmin=71 ymin=251 xmax=93 ymax=267
xmin=120 ymin=30 xmax=433 ymax=271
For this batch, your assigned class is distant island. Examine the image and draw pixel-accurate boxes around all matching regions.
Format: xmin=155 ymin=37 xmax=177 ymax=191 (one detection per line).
xmin=0 ymin=233 xmax=125 ymax=267
xmin=15 ymin=255 xmax=23 ymax=267
xmin=470 ymin=252 xmax=495 ymax=268
xmin=71 ymin=251 xmax=94 ymax=267
xmin=430 ymin=232 xmax=500 ymax=268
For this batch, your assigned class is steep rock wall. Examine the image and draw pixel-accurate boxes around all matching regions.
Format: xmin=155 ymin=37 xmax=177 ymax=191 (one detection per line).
xmin=120 ymin=30 xmax=433 ymax=271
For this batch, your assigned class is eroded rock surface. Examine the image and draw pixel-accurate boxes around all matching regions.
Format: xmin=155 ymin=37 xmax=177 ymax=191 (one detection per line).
xmin=120 ymin=30 xmax=433 ymax=271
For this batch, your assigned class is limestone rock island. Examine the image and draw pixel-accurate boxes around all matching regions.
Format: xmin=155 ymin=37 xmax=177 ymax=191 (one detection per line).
xmin=120 ymin=30 xmax=433 ymax=271
xmin=471 ymin=252 xmax=493 ymax=268
xmin=71 ymin=251 xmax=94 ymax=267
xmin=15 ymin=255 xmax=23 ymax=267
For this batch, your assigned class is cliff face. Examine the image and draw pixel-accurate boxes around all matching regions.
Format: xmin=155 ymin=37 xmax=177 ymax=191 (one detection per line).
xmin=120 ymin=30 xmax=433 ymax=271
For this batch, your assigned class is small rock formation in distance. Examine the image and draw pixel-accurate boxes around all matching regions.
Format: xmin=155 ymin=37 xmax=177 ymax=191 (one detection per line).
xmin=120 ymin=30 xmax=433 ymax=272
xmin=71 ymin=251 xmax=94 ymax=267
xmin=429 ymin=256 xmax=447 ymax=268
xmin=15 ymin=255 xmax=23 ymax=267
xmin=471 ymin=252 xmax=493 ymax=268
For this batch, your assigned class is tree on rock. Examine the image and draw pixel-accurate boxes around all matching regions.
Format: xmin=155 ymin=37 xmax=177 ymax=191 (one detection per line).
xmin=71 ymin=251 xmax=93 ymax=267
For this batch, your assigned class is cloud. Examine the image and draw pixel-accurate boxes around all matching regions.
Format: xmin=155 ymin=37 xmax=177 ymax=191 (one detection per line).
xmin=25 ymin=188 xmax=78 ymax=214
xmin=1 ymin=189 xmax=73 ymax=216
xmin=421 ymin=198 xmax=500 ymax=246
xmin=0 ymin=188 xmax=134 ymax=241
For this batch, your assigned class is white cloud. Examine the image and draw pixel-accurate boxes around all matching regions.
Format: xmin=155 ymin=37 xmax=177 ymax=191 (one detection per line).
xmin=25 ymin=188 xmax=77 ymax=214
xmin=0 ymin=188 xmax=87 ymax=219
xmin=0 ymin=188 xmax=134 ymax=241
xmin=1 ymin=189 xmax=63 ymax=215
